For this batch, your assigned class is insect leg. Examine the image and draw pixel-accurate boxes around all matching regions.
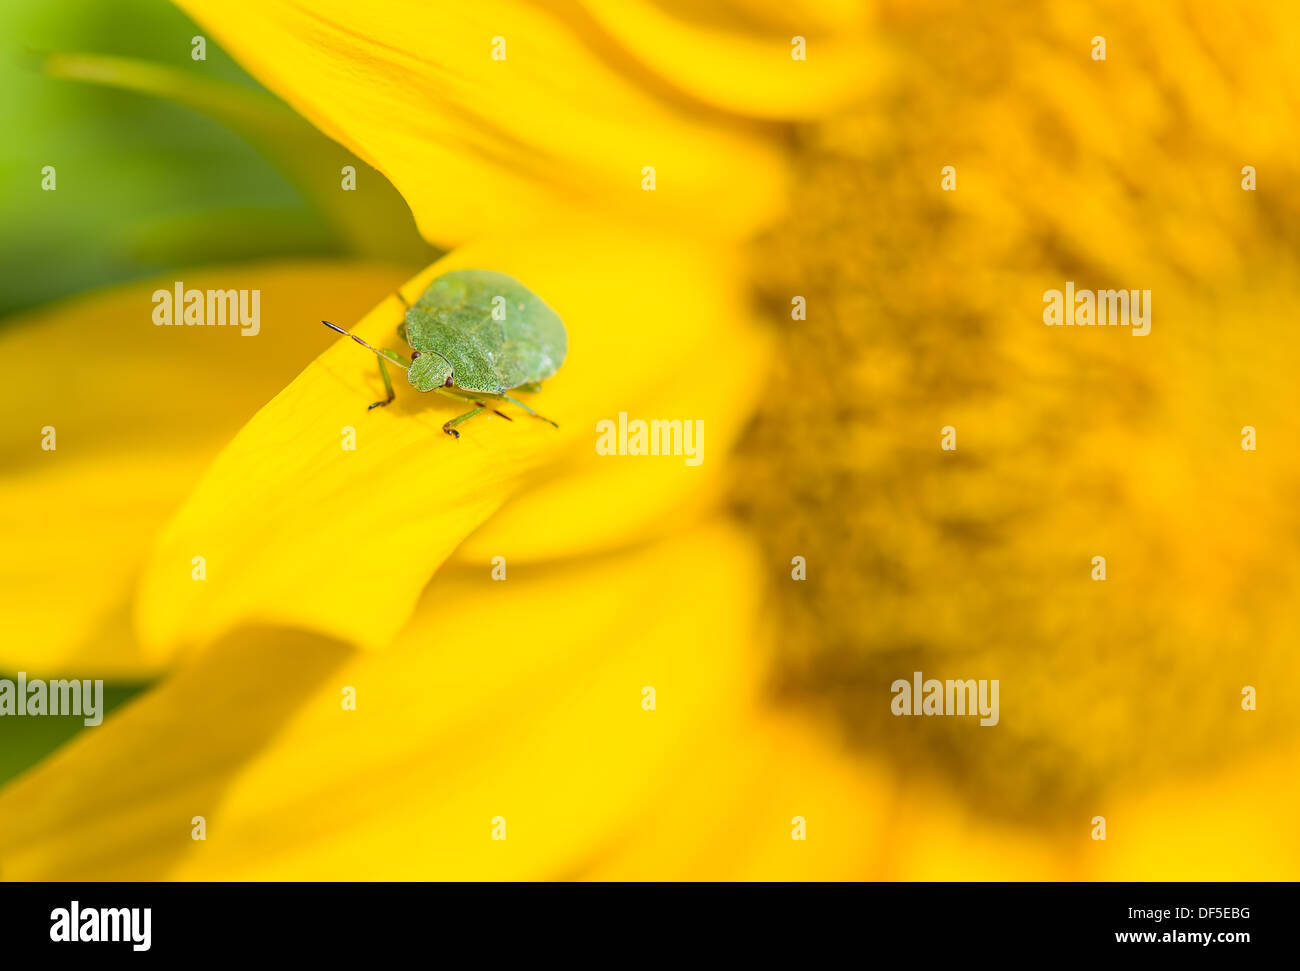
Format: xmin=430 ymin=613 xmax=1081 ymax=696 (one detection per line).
xmin=367 ymin=357 xmax=396 ymax=410
xmin=435 ymin=387 xmax=513 ymax=421
xmin=500 ymin=393 xmax=559 ymax=428
xmin=442 ymin=405 xmax=486 ymax=439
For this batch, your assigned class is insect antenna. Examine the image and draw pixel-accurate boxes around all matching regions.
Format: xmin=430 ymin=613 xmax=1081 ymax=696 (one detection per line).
xmin=321 ymin=320 xmax=409 ymax=369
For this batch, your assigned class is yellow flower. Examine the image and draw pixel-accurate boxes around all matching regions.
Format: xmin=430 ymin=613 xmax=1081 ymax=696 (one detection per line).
xmin=0 ymin=0 xmax=873 ymax=880
xmin=4 ymin=0 xmax=1300 ymax=882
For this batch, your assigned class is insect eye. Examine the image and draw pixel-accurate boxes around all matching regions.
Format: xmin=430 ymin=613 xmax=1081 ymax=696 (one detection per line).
xmin=410 ymin=351 xmax=422 ymax=360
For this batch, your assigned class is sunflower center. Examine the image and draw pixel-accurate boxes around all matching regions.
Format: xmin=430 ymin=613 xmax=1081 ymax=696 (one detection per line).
xmin=734 ymin=3 xmax=1300 ymax=826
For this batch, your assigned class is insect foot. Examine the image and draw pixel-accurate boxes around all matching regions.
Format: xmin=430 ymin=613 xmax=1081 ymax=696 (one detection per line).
xmin=442 ymin=422 xmax=461 ymax=439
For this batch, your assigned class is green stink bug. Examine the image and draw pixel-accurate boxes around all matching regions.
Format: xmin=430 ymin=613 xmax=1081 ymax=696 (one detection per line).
xmin=323 ymin=269 xmax=566 ymax=438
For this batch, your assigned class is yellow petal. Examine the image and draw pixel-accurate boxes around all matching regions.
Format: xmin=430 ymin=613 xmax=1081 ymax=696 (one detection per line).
xmin=134 ymin=227 xmax=759 ymax=659
xmin=578 ymin=0 xmax=882 ymax=120
xmin=0 ymin=523 xmax=761 ymax=880
xmin=174 ymin=0 xmax=786 ymax=246
xmin=0 ymin=260 xmax=409 ymax=676
xmin=581 ymin=710 xmax=894 ymax=879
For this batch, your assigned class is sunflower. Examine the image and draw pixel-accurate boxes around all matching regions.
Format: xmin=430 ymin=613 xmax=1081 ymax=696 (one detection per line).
xmin=2 ymin=0 xmax=1299 ymax=881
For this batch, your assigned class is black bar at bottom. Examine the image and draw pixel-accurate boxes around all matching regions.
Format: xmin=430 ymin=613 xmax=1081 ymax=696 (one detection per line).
xmin=0 ymin=881 xmax=1281 ymax=957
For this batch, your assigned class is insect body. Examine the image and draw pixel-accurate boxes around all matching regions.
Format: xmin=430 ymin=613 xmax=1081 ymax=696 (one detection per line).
xmin=323 ymin=269 xmax=566 ymax=437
